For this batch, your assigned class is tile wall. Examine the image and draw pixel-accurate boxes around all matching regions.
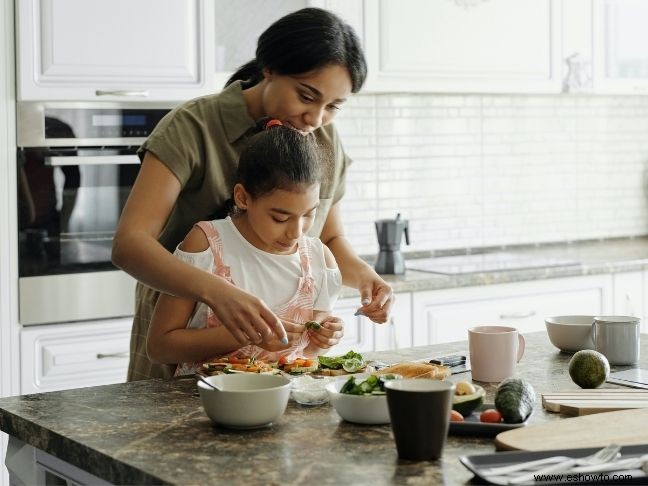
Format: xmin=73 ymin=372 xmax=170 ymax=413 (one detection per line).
xmin=335 ymin=94 xmax=648 ymax=257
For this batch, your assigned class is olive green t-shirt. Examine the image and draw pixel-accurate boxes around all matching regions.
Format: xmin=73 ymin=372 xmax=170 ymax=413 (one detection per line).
xmin=137 ymin=80 xmax=351 ymax=252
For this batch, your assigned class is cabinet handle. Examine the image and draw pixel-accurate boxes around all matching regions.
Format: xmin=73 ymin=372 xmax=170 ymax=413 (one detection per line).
xmin=95 ymin=89 xmax=149 ymax=97
xmin=96 ymin=351 xmax=129 ymax=359
xmin=499 ymin=311 xmax=536 ymax=320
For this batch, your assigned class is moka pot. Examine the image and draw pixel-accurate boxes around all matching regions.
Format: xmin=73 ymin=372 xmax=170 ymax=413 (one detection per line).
xmin=374 ymin=215 xmax=410 ymax=275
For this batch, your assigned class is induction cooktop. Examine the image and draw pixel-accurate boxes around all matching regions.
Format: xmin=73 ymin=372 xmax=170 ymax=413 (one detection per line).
xmin=406 ymin=252 xmax=581 ymax=275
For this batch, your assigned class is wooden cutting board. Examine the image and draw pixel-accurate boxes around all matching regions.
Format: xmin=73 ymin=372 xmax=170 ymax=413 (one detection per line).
xmin=495 ymin=408 xmax=648 ymax=451
xmin=542 ymin=389 xmax=648 ymax=416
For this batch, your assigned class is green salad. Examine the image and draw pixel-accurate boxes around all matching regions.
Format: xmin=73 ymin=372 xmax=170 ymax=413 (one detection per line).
xmin=340 ymin=374 xmax=400 ymax=396
xmin=318 ymin=350 xmax=366 ymax=373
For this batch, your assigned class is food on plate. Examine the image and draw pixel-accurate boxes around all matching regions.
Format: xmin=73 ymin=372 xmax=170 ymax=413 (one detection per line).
xmin=374 ymin=361 xmax=450 ymax=380
xmin=479 ymin=408 xmax=503 ymax=423
xmin=452 ymin=382 xmax=485 ymax=416
xmin=568 ymin=349 xmax=610 ymax=389
xmin=202 ymin=356 xmax=278 ymax=374
xmin=450 ymin=410 xmax=464 ymax=422
xmin=339 ymin=373 xmax=400 ymax=395
xmin=494 ymin=377 xmax=536 ymax=423
xmin=317 ymin=350 xmax=367 ymax=375
xmin=279 ymin=356 xmax=319 ymax=374
xmin=304 ymin=320 xmax=322 ymax=331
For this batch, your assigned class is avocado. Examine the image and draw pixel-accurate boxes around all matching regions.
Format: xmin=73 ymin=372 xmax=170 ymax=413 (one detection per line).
xmin=452 ymin=383 xmax=485 ymax=416
xmin=494 ymin=378 xmax=536 ymax=423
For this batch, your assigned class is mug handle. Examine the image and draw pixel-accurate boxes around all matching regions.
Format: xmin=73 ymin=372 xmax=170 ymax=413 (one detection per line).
xmin=591 ymin=321 xmax=597 ymax=347
xmin=517 ymin=333 xmax=526 ymax=363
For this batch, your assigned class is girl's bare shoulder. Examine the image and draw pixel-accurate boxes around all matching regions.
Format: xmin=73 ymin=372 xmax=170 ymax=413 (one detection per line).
xmin=178 ymin=225 xmax=210 ymax=253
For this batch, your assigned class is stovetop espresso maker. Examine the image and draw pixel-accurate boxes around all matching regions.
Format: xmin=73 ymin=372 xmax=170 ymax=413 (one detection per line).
xmin=374 ymin=214 xmax=410 ymax=275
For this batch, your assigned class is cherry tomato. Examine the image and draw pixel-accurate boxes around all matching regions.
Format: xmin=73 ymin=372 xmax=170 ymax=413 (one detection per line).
xmin=278 ymin=356 xmax=288 ymax=366
xmin=450 ymin=410 xmax=464 ymax=422
xmin=480 ymin=409 xmax=503 ymax=423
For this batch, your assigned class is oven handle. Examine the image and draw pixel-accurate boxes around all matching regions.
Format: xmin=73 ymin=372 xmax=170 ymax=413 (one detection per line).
xmin=45 ymin=155 xmax=140 ymax=166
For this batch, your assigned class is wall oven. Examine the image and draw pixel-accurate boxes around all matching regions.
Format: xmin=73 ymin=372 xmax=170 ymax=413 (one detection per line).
xmin=17 ymin=102 xmax=174 ymax=325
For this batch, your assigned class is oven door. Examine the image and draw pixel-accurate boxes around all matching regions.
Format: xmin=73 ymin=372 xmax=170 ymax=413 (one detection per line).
xmin=18 ymin=147 xmax=139 ymax=325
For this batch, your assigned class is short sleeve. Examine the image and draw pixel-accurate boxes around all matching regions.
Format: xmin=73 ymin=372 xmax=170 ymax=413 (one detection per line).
xmin=172 ymin=245 xmax=214 ymax=272
xmin=137 ymin=104 xmax=205 ymax=187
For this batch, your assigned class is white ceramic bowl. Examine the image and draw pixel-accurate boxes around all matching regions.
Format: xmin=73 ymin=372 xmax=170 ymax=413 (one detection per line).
xmin=197 ymin=374 xmax=291 ymax=429
xmin=325 ymin=373 xmax=391 ymax=425
xmin=545 ymin=315 xmax=595 ymax=352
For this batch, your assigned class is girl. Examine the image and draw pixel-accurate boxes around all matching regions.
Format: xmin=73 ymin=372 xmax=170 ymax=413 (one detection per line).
xmin=146 ymin=122 xmax=344 ymax=375
xmin=113 ymin=7 xmax=394 ymax=381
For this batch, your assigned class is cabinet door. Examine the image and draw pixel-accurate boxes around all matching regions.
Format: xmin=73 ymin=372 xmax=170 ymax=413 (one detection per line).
xmin=593 ymin=0 xmax=648 ymax=94
xmin=331 ymin=292 xmax=411 ymax=353
xmin=363 ymin=0 xmax=561 ymax=93
xmin=17 ymin=0 xmax=215 ymax=101
xmin=20 ymin=318 xmax=131 ymax=393
xmin=412 ymin=275 xmax=613 ymax=345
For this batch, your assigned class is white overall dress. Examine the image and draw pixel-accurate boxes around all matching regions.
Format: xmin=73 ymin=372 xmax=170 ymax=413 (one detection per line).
xmin=175 ymin=220 xmax=316 ymax=376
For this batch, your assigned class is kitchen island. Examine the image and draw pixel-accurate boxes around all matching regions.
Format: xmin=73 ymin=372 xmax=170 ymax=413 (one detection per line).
xmin=1 ymin=332 xmax=647 ymax=485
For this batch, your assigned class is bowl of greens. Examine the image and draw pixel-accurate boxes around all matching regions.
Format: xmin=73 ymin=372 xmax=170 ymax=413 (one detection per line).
xmin=325 ymin=373 xmax=401 ymax=424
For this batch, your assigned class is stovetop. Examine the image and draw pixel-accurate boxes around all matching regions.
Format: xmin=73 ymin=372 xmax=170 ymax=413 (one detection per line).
xmin=405 ymin=252 xmax=581 ymax=275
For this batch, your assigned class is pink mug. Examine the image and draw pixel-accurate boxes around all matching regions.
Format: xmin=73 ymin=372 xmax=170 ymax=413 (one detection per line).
xmin=468 ymin=326 xmax=525 ymax=383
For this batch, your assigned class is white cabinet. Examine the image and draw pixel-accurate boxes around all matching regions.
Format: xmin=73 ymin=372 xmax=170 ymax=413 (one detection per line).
xmin=592 ymin=0 xmax=648 ymax=94
xmin=20 ymin=318 xmax=131 ymax=394
xmin=16 ymin=0 xmax=215 ymax=101
xmin=363 ymin=0 xmax=562 ymax=93
xmin=412 ymin=275 xmax=613 ymax=345
xmin=331 ymin=292 xmax=411 ymax=354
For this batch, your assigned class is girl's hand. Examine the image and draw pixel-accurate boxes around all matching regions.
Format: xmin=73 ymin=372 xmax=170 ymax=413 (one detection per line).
xmin=206 ymin=278 xmax=288 ymax=345
xmin=307 ymin=316 xmax=344 ymax=350
xmin=355 ymin=270 xmax=394 ymax=324
xmin=259 ymin=320 xmax=304 ymax=352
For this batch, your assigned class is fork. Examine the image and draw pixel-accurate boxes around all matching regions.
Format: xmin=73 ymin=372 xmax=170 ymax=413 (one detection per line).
xmin=507 ymin=444 xmax=622 ymax=485
xmin=481 ymin=443 xmax=620 ymax=477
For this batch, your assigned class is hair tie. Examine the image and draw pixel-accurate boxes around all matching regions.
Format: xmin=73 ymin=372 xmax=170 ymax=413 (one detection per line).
xmin=265 ymin=119 xmax=283 ymax=129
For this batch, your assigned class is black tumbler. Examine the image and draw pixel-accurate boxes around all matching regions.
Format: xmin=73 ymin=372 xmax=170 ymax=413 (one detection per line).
xmin=385 ymin=379 xmax=455 ymax=461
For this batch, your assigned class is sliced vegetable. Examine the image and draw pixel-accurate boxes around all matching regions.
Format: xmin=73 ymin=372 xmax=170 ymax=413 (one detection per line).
xmin=305 ymin=320 xmax=322 ymax=330
xmin=339 ymin=374 xmax=400 ymax=395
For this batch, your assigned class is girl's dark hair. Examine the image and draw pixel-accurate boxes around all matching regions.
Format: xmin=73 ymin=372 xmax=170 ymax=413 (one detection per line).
xmin=231 ymin=125 xmax=323 ymax=211
xmin=226 ymin=7 xmax=367 ymax=93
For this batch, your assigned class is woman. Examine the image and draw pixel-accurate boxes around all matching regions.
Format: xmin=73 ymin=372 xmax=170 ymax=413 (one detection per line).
xmin=113 ymin=7 xmax=394 ymax=381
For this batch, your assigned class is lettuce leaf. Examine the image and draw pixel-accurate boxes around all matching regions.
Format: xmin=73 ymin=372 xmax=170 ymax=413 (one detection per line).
xmin=318 ymin=350 xmax=365 ymax=369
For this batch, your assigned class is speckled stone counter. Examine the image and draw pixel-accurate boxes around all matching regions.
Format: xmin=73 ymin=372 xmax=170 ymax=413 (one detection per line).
xmin=341 ymin=237 xmax=648 ymax=297
xmin=2 ymin=332 xmax=647 ymax=485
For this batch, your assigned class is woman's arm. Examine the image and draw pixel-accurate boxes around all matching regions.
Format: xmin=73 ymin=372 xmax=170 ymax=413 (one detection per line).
xmin=112 ymin=152 xmax=287 ymax=344
xmin=319 ymin=203 xmax=394 ymax=323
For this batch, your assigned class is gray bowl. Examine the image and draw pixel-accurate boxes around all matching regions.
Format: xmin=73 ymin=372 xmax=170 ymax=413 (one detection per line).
xmin=545 ymin=315 xmax=595 ymax=352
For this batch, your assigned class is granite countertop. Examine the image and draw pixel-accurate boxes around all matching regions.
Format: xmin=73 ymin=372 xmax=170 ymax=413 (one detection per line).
xmin=1 ymin=332 xmax=647 ymax=485
xmin=342 ymin=237 xmax=648 ymax=298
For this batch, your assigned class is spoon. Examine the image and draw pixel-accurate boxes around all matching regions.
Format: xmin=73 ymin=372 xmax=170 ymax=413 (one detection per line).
xmin=196 ymin=374 xmax=222 ymax=391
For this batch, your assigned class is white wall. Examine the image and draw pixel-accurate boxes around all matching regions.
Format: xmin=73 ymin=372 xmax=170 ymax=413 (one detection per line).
xmin=0 ymin=0 xmax=20 ymax=484
xmin=337 ymin=93 xmax=648 ymax=256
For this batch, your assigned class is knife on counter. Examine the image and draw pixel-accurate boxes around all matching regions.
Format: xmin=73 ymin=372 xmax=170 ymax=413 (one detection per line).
xmin=429 ymin=354 xmax=470 ymax=374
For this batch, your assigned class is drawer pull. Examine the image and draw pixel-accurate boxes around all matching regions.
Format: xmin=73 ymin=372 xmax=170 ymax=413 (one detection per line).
xmin=95 ymin=89 xmax=149 ymax=97
xmin=96 ymin=351 xmax=129 ymax=359
xmin=499 ymin=311 xmax=536 ymax=320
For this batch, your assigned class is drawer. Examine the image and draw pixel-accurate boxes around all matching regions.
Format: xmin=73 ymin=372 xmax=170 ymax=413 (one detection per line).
xmin=21 ymin=318 xmax=132 ymax=393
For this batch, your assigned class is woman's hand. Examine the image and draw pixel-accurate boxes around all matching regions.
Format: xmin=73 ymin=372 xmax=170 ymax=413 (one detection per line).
xmin=205 ymin=278 xmax=289 ymax=345
xmin=354 ymin=269 xmax=394 ymax=324
xmin=307 ymin=315 xmax=345 ymax=350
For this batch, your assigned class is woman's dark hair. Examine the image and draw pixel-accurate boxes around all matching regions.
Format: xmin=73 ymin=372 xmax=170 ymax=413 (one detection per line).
xmin=231 ymin=125 xmax=324 ymax=210
xmin=226 ymin=7 xmax=367 ymax=93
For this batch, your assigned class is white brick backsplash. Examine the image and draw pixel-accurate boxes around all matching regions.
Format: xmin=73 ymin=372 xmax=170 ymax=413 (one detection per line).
xmin=335 ymin=94 xmax=648 ymax=256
